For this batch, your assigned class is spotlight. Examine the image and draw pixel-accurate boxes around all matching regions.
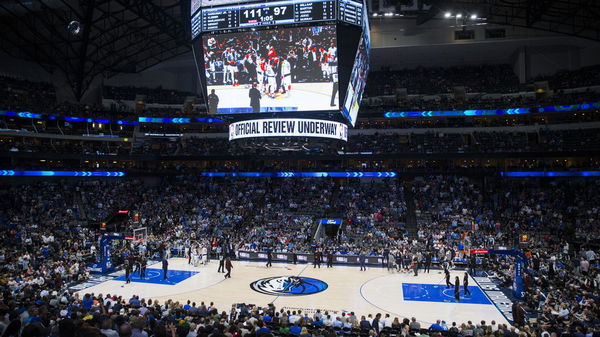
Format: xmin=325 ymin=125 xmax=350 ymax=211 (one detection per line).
xmin=456 ymin=13 xmax=463 ymax=18
xmin=444 ymin=12 xmax=452 ymax=18
xmin=470 ymin=14 xmax=477 ymax=19
xmin=67 ymin=20 xmax=81 ymax=36
xmin=384 ymin=12 xmax=393 ymax=16
xmin=373 ymin=13 xmax=378 ymax=17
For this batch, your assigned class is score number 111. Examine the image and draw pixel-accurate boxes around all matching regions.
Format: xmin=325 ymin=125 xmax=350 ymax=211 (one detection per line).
xmin=243 ymin=6 xmax=287 ymax=19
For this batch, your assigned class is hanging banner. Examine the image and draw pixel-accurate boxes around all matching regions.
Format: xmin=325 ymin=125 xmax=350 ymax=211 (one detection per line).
xmin=229 ymin=118 xmax=348 ymax=141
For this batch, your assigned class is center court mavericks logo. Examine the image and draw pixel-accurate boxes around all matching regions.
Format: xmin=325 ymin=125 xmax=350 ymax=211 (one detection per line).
xmin=250 ymin=276 xmax=328 ymax=296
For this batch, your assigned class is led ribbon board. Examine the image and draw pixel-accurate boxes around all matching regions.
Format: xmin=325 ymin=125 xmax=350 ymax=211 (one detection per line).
xmin=0 ymin=170 xmax=126 ymax=177
xmin=229 ymin=118 xmax=348 ymax=141
xmin=200 ymin=172 xmax=397 ymax=177
xmin=383 ymin=102 xmax=600 ymax=118
xmin=501 ymin=171 xmax=600 ymax=177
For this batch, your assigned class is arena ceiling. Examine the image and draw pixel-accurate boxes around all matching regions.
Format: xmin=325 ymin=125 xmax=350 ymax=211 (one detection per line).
xmin=413 ymin=0 xmax=600 ymax=41
xmin=0 ymin=0 xmax=598 ymax=100
xmin=0 ymin=0 xmax=191 ymax=99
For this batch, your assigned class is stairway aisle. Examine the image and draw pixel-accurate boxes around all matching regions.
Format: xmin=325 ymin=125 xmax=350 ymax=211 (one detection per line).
xmin=403 ymin=181 xmax=418 ymax=239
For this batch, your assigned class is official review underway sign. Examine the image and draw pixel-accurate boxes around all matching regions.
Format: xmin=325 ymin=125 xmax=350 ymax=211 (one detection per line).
xmin=229 ymin=119 xmax=348 ymax=141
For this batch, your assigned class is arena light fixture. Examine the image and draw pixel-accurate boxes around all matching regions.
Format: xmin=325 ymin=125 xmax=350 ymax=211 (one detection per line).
xmin=444 ymin=12 xmax=452 ymax=18
xmin=456 ymin=13 xmax=463 ymax=18
xmin=372 ymin=13 xmax=378 ymax=17
xmin=384 ymin=12 xmax=393 ymax=16
xmin=470 ymin=14 xmax=477 ymax=19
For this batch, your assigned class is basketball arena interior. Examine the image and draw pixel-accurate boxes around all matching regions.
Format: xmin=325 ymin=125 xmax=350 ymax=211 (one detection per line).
xmin=1 ymin=0 xmax=600 ymax=336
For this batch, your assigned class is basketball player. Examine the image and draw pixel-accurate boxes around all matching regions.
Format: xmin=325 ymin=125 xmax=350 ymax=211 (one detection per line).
xmin=280 ymin=57 xmax=291 ymax=93
xmin=223 ymin=48 xmax=236 ymax=85
xmin=395 ymin=251 xmax=402 ymax=272
xmin=266 ymin=61 xmax=276 ymax=97
xmin=326 ymin=250 xmax=333 ymax=268
xmin=202 ymin=244 xmax=208 ymax=265
xmin=359 ymin=251 xmax=367 ymax=271
xmin=326 ymin=42 xmax=337 ymax=81
xmin=218 ymin=254 xmax=225 ymax=273
xmin=313 ymin=249 xmax=322 ymax=268
xmin=257 ymin=57 xmax=266 ymax=92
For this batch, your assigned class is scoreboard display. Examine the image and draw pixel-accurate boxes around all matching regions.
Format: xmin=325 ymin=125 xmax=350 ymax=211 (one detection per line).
xmin=338 ymin=0 xmax=363 ymax=25
xmin=192 ymin=0 xmax=362 ymax=37
xmin=192 ymin=0 xmax=369 ymax=128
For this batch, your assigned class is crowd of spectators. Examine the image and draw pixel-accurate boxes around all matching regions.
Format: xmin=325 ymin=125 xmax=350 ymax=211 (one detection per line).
xmin=361 ymin=90 xmax=600 ymax=113
xmin=0 ymin=175 xmax=599 ymax=337
xmin=366 ymin=64 xmax=600 ymax=97
xmin=366 ymin=65 xmax=522 ymax=96
xmin=534 ymin=65 xmax=600 ymax=91
xmin=5 ymin=126 xmax=600 ymax=157
xmin=2 ymin=64 xmax=600 ymax=121
xmin=103 ymin=86 xmax=195 ymax=105
xmin=410 ymin=176 xmax=600 ymax=332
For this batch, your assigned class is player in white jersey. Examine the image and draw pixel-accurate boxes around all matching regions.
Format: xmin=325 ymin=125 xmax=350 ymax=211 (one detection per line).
xmin=223 ymin=48 xmax=236 ymax=85
xmin=257 ymin=58 xmax=266 ymax=92
xmin=327 ymin=43 xmax=337 ymax=81
xmin=266 ymin=61 xmax=276 ymax=97
xmin=281 ymin=58 xmax=292 ymax=93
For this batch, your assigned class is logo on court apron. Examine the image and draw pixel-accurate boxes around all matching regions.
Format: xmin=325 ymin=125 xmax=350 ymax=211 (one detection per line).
xmin=250 ymin=276 xmax=328 ymax=296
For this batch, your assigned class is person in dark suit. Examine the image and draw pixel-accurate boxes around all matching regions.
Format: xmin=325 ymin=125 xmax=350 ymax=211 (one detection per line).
xmin=249 ymin=82 xmax=261 ymax=113
xmin=412 ymin=255 xmax=419 ymax=276
xmin=292 ymin=250 xmax=298 ymax=265
xmin=445 ymin=266 xmax=452 ymax=288
xmin=454 ymin=276 xmax=461 ymax=302
xmin=372 ymin=313 xmax=381 ymax=334
xmin=425 ymin=252 xmax=432 ymax=273
xmin=463 ymin=272 xmax=471 ymax=296
xmin=208 ymin=89 xmax=219 ymax=114
xmin=225 ymin=257 xmax=233 ymax=278
xmin=382 ymin=249 xmax=389 ymax=268
xmin=469 ymin=255 xmax=477 ymax=276
xmin=140 ymin=257 xmax=147 ymax=280
xmin=266 ymin=249 xmax=273 ymax=268
xmin=162 ymin=258 xmax=169 ymax=280
xmin=359 ymin=316 xmax=371 ymax=330
xmin=330 ymin=73 xmax=338 ymax=107
xmin=326 ymin=250 xmax=333 ymax=268
xmin=512 ymin=301 xmax=526 ymax=326
xmin=125 ymin=260 xmax=131 ymax=284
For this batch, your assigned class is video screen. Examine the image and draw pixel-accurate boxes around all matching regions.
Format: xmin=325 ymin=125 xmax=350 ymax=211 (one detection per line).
xmin=342 ymin=7 xmax=369 ymax=126
xmin=202 ymin=25 xmax=339 ymax=114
